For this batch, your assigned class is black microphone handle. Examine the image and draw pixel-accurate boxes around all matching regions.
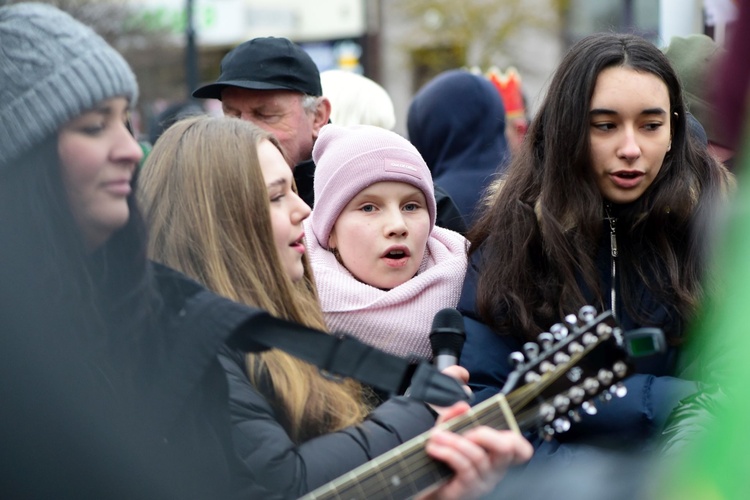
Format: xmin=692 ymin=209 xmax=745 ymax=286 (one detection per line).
xmin=429 ymin=307 xmax=466 ymax=370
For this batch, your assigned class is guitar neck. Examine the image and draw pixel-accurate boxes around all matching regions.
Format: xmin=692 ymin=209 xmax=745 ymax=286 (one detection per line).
xmin=302 ymin=310 xmax=626 ymax=500
xmin=301 ymin=394 xmax=518 ymax=500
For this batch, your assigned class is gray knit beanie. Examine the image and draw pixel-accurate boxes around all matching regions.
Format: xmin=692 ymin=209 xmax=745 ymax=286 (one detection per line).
xmin=0 ymin=2 xmax=138 ymax=169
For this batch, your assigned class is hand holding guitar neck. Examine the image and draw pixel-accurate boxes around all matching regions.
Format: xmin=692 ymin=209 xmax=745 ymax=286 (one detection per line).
xmin=419 ymin=403 xmax=533 ymax=500
xmin=302 ymin=305 xmax=634 ymax=500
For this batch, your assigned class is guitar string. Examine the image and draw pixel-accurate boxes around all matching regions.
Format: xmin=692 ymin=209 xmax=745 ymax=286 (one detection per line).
xmin=312 ymin=398 xmax=519 ymax=499
xmin=310 ymin=404 xmax=577 ymax=498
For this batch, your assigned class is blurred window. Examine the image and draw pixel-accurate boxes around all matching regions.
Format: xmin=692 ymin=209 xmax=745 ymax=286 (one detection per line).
xmin=567 ymin=0 xmax=659 ymax=43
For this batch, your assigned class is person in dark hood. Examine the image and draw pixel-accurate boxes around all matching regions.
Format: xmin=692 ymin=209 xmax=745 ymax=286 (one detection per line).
xmin=407 ymin=69 xmax=511 ymax=228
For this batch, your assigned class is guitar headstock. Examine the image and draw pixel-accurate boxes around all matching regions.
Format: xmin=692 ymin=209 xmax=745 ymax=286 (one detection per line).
xmin=501 ymin=305 xmax=633 ymax=441
xmin=300 ymin=305 xmax=645 ymax=500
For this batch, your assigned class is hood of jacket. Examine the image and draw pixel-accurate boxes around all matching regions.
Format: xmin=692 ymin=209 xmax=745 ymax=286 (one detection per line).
xmin=407 ymin=70 xmax=511 ymax=224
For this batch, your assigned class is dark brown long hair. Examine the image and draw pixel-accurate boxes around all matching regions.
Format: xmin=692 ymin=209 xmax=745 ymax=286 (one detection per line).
xmin=469 ymin=33 xmax=732 ymax=343
xmin=0 ymin=133 xmax=158 ymax=387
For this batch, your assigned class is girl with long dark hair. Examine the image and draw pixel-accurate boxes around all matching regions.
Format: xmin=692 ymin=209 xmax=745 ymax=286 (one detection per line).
xmin=459 ymin=32 xmax=733 ymax=452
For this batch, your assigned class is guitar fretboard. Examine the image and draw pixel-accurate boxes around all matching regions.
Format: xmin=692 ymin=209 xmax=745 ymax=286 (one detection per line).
xmin=301 ymin=394 xmax=517 ymax=499
xmin=301 ymin=311 xmax=622 ymax=500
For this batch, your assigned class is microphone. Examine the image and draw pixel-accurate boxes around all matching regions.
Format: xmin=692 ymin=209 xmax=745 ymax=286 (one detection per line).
xmin=429 ymin=308 xmax=466 ymax=371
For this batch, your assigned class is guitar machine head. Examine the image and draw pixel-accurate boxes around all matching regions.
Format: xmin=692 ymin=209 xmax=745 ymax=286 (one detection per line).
xmin=500 ymin=305 xmax=664 ymax=441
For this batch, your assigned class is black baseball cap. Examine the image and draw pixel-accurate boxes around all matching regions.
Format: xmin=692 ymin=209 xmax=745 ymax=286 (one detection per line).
xmin=192 ymin=36 xmax=322 ymax=100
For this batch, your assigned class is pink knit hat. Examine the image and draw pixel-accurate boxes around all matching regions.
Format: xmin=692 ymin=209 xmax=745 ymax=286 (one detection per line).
xmin=311 ymin=124 xmax=436 ymax=249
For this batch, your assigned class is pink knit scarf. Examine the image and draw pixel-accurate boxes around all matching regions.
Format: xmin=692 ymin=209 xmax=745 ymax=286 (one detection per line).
xmin=305 ymin=222 xmax=468 ymax=360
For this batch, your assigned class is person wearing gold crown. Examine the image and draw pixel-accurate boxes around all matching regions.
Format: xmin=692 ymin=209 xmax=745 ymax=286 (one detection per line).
xmin=487 ymin=67 xmax=530 ymax=157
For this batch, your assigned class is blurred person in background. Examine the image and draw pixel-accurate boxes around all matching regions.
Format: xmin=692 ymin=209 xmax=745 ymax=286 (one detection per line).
xmin=147 ymin=99 xmax=205 ymax=146
xmin=663 ymin=33 xmax=736 ymax=169
xmin=407 ymin=69 xmax=511 ymax=228
xmin=321 ymin=69 xmax=396 ymax=130
xmin=488 ymin=66 xmax=530 ymax=158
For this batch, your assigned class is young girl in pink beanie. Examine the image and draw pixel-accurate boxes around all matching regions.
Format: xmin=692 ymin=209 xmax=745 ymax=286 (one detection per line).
xmin=307 ymin=124 xmax=468 ymax=360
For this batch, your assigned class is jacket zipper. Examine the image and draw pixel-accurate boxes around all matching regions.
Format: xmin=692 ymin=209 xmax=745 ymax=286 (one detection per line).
xmin=605 ymin=204 xmax=618 ymax=319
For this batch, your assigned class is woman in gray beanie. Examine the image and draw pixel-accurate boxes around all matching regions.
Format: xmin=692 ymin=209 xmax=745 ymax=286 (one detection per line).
xmin=0 ymin=4 xmax=284 ymax=498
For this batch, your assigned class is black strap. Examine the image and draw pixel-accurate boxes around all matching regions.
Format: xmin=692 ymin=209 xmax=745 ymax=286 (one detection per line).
xmin=152 ymin=262 xmax=469 ymax=407
xmin=231 ymin=313 xmax=470 ymax=407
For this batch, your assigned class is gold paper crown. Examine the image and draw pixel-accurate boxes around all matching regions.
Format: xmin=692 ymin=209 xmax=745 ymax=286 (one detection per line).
xmin=487 ymin=66 xmax=525 ymax=119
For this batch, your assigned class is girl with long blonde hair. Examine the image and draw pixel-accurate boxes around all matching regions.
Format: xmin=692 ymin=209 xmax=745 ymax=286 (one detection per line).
xmin=140 ymin=115 xmax=366 ymax=443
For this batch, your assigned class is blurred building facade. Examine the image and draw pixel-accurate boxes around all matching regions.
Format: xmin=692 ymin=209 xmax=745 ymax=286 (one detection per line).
xmin=126 ymin=0 xmax=731 ymax=138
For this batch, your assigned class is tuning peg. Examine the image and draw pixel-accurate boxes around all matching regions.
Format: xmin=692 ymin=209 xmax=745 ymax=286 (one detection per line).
xmin=553 ymin=394 xmax=570 ymax=413
xmin=564 ymin=313 xmax=579 ymax=329
xmin=541 ymin=425 xmax=555 ymax=441
xmin=567 ymin=385 xmax=585 ymax=404
xmin=597 ymin=369 xmax=614 ymax=386
xmin=524 ymin=371 xmax=541 ymax=384
xmin=578 ymin=305 xmax=597 ymax=323
xmin=540 ymin=360 xmax=555 ymax=373
xmin=567 ymin=341 xmax=584 ymax=354
xmin=538 ymin=403 xmax=555 ymax=422
xmin=537 ymin=332 xmax=554 ymax=350
xmin=581 ymin=400 xmax=598 ymax=415
xmin=582 ymin=377 xmax=600 ymax=395
xmin=582 ymin=332 xmax=598 ymax=346
xmin=508 ymin=351 xmax=525 ymax=367
xmin=566 ymin=367 xmax=583 ymax=383
xmin=552 ymin=417 xmax=571 ymax=433
xmin=568 ymin=409 xmax=582 ymax=423
xmin=610 ymin=382 xmax=628 ymax=398
xmin=613 ymin=361 xmax=628 ymax=378
xmin=549 ymin=323 xmax=569 ymax=340
xmin=595 ymin=322 xmax=613 ymax=339
xmin=599 ymin=391 xmax=613 ymax=402
xmin=523 ymin=342 xmax=540 ymax=359
xmin=553 ymin=352 xmax=571 ymax=365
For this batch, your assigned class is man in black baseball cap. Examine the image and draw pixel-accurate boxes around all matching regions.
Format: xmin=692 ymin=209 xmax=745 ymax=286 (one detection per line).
xmin=194 ymin=37 xmax=467 ymax=232
xmin=193 ymin=37 xmax=331 ymax=206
